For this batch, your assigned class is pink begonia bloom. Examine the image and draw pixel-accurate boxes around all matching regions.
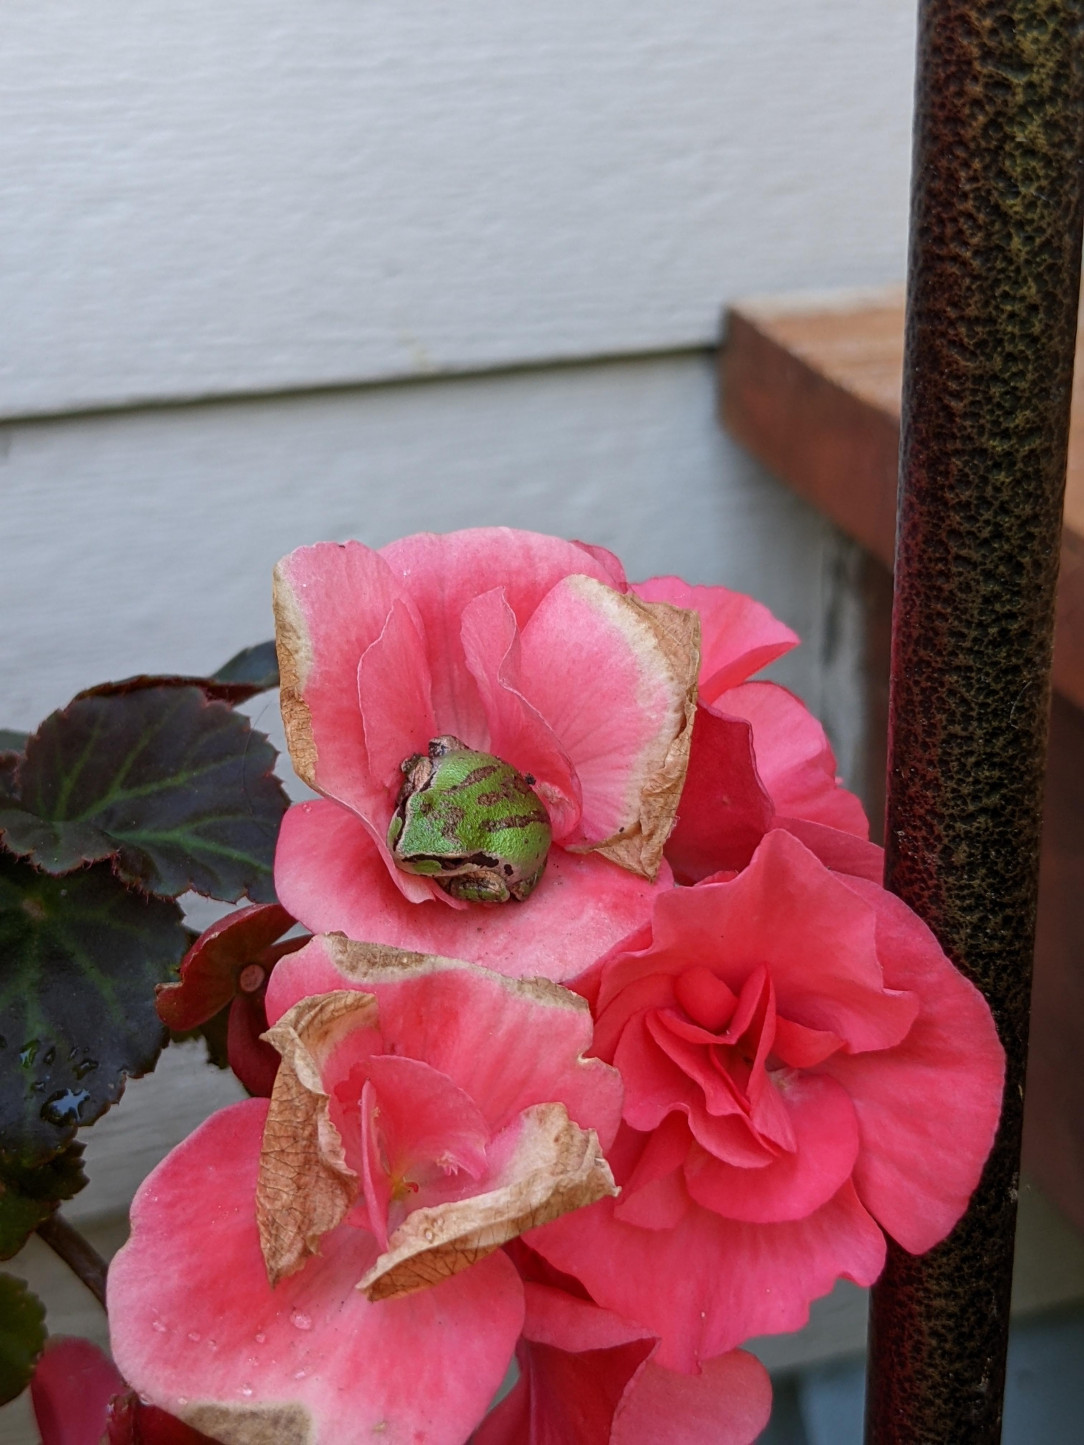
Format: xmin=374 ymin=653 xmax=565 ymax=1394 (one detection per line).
xmin=528 ymin=829 xmax=1005 ymax=1369
xmin=472 ymin=1245 xmax=772 ymax=1445
xmin=633 ymin=576 xmax=878 ymax=883
xmin=273 ymin=530 xmax=875 ymax=979
xmin=109 ymin=937 xmax=623 ymax=1444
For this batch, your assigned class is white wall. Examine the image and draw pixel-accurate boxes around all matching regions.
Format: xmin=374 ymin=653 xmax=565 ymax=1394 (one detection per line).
xmin=2 ymin=2 xmax=915 ymax=416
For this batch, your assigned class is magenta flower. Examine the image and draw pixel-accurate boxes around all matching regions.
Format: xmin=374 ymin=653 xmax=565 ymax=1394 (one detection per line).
xmin=528 ymin=829 xmax=1005 ymax=1369
xmin=108 ymin=937 xmax=623 ymax=1442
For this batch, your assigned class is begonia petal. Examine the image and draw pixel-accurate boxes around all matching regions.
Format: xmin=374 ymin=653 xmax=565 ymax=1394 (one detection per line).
xmin=634 ymin=576 xmax=798 ymax=699
xmin=357 ymin=598 xmax=439 ymax=795
xmin=108 ymin=1100 xmax=523 ymax=1445
xmin=265 ymin=936 xmax=624 ymax=1148
xmin=665 ymin=703 xmax=774 ymax=882
xmin=824 ymin=876 xmax=1006 ymax=1253
xmin=274 ymin=799 xmax=668 ymax=982
xmin=610 ymin=1350 xmax=772 ymax=1445
xmin=517 ymin=576 xmax=699 ymax=877
xmin=272 ymin=541 xmax=408 ymax=802
xmin=379 ymin=529 xmax=619 ymax=736
xmin=31 ymin=1337 xmax=125 ymax=1445
xmin=720 ymin=681 xmax=869 ymax=836
xmin=460 ymin=587 xmax=581 ymax=838
xmin=529 ymin=1175 xmax=885 ymax=1368
xmin=682 ymin=1072 xmax=860 ymax=1223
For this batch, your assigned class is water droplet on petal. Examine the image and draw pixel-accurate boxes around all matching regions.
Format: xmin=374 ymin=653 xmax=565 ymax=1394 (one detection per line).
xmin=240 ymin=1385 xmax=253 ymax=1398
xmin=254 ymin=1332 xmax=266 ymax=1344
xmin=187 ymin=1331 xmax=201 ymax=1343
xmin=291 ymin=1311 xmax=312 ymax=1331
xmin=424 ymin=1228 xmax=435 ymax=1242
xmin=293 ymin=1369 xmax=307 ymax=1380
xmin=152 ymin=1321 xmax=167 ymax=1334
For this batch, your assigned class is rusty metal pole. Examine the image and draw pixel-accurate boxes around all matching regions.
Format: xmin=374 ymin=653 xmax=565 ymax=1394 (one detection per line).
xmin=863 ymin=3 xmax=1084 ymax=1440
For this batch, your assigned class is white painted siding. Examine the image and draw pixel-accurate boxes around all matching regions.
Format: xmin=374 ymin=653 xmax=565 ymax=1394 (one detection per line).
xmin=2 ymin=2 xmax=915 ymax=416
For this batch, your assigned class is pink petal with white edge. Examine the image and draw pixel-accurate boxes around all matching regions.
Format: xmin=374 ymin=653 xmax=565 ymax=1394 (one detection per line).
xmin=516 ymin=574 xmax=698 ymax=875
xmin=824 ymin=876 xmax=1006 ymax=1253
xmin=460 ymin=587 xmax=581 ymax=839
xmin=108 ymin=1099 xmax=523 ymax=1445
xmin=274 ymin=797 xmax=670 ymax=982
xmin=722 ymin=680 xmax=870 ymax=837
xmin=529 ymin=1172 xmax=885 ymax=1369
xmin=379 ymin=528 xmax=619 ymax=736
xmin=265 ymin=935 xmax=624 ymax=1148
xmin=634 ymin=575 xmax=798 ymax=700
xmin=272 ymin=541 xmax=409 ymax=801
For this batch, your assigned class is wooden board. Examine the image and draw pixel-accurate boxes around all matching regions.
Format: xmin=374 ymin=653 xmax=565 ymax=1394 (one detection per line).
xmin=721 ymin=289 xmax=1084 ymax=714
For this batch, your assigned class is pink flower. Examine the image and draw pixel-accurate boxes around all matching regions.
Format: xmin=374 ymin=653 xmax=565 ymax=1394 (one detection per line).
xmin=108 ymin=937 xmax=623 ymax=1443
xmin=272 ymin=529 xmax=874 ymax=980
xmin=272 ymin=530 xmax=699 ymax=979
xmin=528 ymin=829 xmax=1005 ymax=1369
xmin=473 ymin=1245 xmax=772 ymax=1445
xmin=633 ymin=576 xmax=877 ymax=883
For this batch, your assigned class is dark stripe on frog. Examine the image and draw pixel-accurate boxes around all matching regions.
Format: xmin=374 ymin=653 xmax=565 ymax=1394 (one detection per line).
xmin=476 ymin=776 xmax=536 ymax=806
xmin=457 ymin=764 xmax=502 ymax=787
xmin=477 ymin=811 xmax=547 ymax=831
xmin=409 ymin=852 xmax=500 ymax=870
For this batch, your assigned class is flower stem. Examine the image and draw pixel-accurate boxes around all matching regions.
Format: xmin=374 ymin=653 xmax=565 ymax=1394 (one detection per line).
xmin=36 ymin=1211 xmax=108 ymax=1310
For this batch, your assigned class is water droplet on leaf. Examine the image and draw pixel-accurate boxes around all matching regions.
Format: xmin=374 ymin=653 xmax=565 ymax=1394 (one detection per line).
xmin=40 ymin=1088 xmax=91 ymax=1126
xmin=19 ymin=1040 xmax=39 ymax=1068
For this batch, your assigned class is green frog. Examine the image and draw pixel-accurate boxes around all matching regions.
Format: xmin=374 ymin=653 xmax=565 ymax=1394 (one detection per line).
xmin=387 ymin=735 xmax=552 ymax=903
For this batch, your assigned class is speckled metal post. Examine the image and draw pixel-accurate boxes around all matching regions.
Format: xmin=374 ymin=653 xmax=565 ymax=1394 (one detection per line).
xmin=863 ymin=3 xmax=1084 ymax=1440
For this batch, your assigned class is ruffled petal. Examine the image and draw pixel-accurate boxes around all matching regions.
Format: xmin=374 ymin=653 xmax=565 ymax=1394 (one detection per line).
xmin=108 ymin=1100 xmax=524 ymax=1445
xmin=274 ymin=799 xmax=669 ymax=983
xmin=529 ymin=1173 xmax=885 ymax=1368
xmin=824 ymin=877 xmax=1006 ymax=1252
xmin=634 ymin=576 xmax=798 ymax=699
xmin=265 ymin=935 xmax=623 ymax=1149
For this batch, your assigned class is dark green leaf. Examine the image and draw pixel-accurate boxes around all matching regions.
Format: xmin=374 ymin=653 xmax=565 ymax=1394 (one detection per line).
xmin=0 ymin=1274 xmax=46 ymax=1404
xmin=211 ymin=640 xmax=279 ymax=693
xmin=0 ymin=1145 xmax=87 ymax=1259
xmin=0 ymin=802 xmax=115 ymax=874
xmin=0 ymin=852 xmax=188 ymax=1166
xmin=12 ymin=686 xmax=288 ymax=900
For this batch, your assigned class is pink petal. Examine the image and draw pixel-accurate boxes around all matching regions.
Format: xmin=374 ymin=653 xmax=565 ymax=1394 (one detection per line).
xmin=772 ymin=816 xmax=885 ymax=882
xmin=664 ymin=703 xmax=774 ymax=882
xmin=266 ymin=936 xmax=624 ymax=1149
xmin=460 ymin=587 xmax=581 ymax=838
xmin=516 ymin=575 xmax=695 ymax=858
xmin=274 ymin=798 xmax=669 ymax=983
xmin=610 ymin=1350 xmax=772 ymax=1445
xmin=31 ymin=1337 xmax=125 ymax=1445
xmin=634 ymin=576 xmax=798 ymax=699
xmin=682 ymin=1072 xmax=860 ymax=1223
xmin=530 ymin=1176 xmax=885 ymax=1368
xmin=824 ymin=876 xmax=1006 ymax=1252
xmin=379 ymin=529 xmax=618 ymax=736
xmin=108 ymin=1100 xmax=524 ymax=1445
xmin=622 ymin=831 xmax=919 ymax=1053
xmin=572 ymin=540 xmax=630 ymax=589
xmin=721 ymin=681 xmax=870 ymax=837
xmin=273 ymin=541 xmax=409 ymax=801
xmin=357 ymin=598 xmax=439 ymax=795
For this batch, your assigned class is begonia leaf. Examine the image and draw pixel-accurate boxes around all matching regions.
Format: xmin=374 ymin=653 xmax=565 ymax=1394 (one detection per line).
xmin=210 ymin=639 xmax=280 ymax=694
xmin=0 ymin=851 xmax=188 ymax=1167
xmin=0 ymin=1145 xmax=87 ymax=1259
xmin=0 ymin=1273 xmax=46 ymax=1405
xmin=5 ymin=686 xmax=288 ymax=900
